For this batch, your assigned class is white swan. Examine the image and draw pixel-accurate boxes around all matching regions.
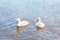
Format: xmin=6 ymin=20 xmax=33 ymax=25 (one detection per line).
xmin=36 ymin=17 xmax=45 ymax=28
xmin=17 ymin=18 xmax=29 ymax=27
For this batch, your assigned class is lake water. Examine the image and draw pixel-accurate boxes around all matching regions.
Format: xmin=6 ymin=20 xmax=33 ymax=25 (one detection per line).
xmin=0 ymin=0 xmax=60 ymax=40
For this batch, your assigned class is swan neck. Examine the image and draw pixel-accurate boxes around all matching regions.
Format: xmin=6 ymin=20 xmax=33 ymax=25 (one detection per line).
xmin=38 ymin=20 xmax=41 ymax=22
xmin=17 ymin=18 xmax=21 ymax=22
xmin=38 ymin=18 xmax=41 ymax=22
xmin=17 ymin=20 xmax=21 ymax=23
xmin=38 ymin=17 xmax=41 ymax=22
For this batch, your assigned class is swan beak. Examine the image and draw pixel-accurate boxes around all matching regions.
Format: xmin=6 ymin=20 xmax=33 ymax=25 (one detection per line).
xmin=36 ymin=19 xmax=39 ymax=22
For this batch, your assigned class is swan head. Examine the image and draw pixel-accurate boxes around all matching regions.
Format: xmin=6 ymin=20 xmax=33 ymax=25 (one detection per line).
xmin=17 ymin=18 xmax=21 ymax=22
xmin=37 ymin=17 xmax=41 ymax=22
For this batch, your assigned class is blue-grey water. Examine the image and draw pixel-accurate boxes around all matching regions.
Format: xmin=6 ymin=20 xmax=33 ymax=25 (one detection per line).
xmin=0 ymin=0 xmax=60 ymax=40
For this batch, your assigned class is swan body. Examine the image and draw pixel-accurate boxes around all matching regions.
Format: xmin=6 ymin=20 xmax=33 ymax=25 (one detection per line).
xmin=17 ymin=18 xmax=29 ymax=27
xmin=36 ymin=17 xmax=45 ymax=28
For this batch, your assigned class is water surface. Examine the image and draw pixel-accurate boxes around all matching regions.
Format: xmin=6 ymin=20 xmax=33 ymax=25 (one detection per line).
xmin=0 ymin=0 xmax=60 ymax=40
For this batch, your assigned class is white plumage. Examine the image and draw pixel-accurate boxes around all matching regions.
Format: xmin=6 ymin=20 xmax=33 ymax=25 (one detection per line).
xmin=36 ymin=17 xmax=45 ymax=28
xmin=17 ymin=18 xmax=29 ymax=27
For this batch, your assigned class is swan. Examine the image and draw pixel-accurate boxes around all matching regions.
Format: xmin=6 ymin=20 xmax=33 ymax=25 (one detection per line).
xmin=36 ymin=17 xmax=45 ymax=28
xmin=17 ymin=18 xmax=29 ymax=27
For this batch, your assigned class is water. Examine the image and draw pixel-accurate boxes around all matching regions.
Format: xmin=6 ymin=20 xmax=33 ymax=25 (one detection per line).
xmin=0 ymin=0 xmax=60 ymax=40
